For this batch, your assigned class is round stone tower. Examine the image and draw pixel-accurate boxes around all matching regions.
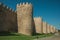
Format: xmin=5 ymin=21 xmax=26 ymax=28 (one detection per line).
xmin=34 ymin=17 xmax=43 ymax=34
xmin=17 ymin=2 xmax=34 ymax=35
xmin=43 ymin=22 xmax=47 ymax=34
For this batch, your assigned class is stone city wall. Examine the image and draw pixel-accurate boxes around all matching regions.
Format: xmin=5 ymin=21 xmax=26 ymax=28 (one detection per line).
xmin=0 ymin=2 xmax=17 ymax=32
xmin=47 ymin=24 xmax=50 ymax=33
xmin=34 ymin=17 xmax=43 ymax=34
xmin=43 ymin=22 xmax=47 ymax=34
xmin=53 ymin=27 xmax=56 ymax=33
xmin=17 ymin=2 xmax=35 ymax=35
xmin=50 ymin=25 xmax=54 ymax=33
xmin=0 ymin=2 xmax=57 ymax=35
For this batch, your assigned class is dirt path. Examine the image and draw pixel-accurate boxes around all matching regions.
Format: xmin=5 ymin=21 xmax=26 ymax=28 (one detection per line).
xmin=33 ymin=35 xmax=60 ymax=40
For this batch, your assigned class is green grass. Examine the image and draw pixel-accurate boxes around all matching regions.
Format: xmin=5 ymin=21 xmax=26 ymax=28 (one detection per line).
xmin=0 ymin=35 xmax=32 ymax=40
xmin=0 ymin=33 xmax=54 ymax=40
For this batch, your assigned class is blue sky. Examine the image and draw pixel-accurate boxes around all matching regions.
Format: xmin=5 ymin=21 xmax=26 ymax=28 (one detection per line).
xmin=0 ymin=0 xmax=60 ymax=30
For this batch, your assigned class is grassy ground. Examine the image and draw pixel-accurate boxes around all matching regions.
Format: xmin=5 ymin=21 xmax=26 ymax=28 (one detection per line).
xmin=0 ymin=33 xmax=54 ymax=40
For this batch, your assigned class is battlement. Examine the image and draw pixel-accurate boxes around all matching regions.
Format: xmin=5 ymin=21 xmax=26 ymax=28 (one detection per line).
xmin=17 ymin=2 xmax=32 ymax=7
xmin=0 ymin=2 xmax=16 ymax=13
xmin=34 ymin=17 xmax=42 ymax=20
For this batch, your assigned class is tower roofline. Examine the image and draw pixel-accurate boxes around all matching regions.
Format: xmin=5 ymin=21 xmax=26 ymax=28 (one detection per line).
xmin=17 ymin=2 xmax=32 ymax=7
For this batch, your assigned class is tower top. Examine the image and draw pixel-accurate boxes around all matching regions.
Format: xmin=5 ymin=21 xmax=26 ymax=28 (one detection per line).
xmin=17 ymin=2 xmax=32 ymax=7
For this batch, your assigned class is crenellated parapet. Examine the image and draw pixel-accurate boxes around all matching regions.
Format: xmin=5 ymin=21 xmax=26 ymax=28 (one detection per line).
xmin=34 ymin=17 xmax=43 ymax=34
xmin=0 ymin=2 xmax=16 ymax=13
xmin=17 ymin=2 xmax=32 ymax=7
xmin=0 ymin=2 xmax=58 ymax=35
xmin=0 ymin=2 xmax=17 ymax=32
xmin=17 ymin=2 xmax=32 ymax=15
xmin=17 ymin=2 xmax=35 ymax=35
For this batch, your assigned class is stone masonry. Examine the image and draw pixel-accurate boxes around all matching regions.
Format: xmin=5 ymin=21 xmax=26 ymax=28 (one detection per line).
xmin=43 ymin=22 xmax=47 ymax=34
xmin=17 ymin=2 xmax=35 ymax=35
xmin=0 ymin=2 xmax=17 ymax=32
xmin=47 ymin=24 xmax=50 ymax=33
xmin=34 ymin=17 xmax=43 ymax=34
xmin=0 ymin=2 xmax=58 ymax=35
xmin=50 ymin=25 xmax=54 ymax=33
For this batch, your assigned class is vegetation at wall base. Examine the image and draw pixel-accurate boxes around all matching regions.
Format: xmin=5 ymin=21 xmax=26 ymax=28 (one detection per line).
xmin=0 ymin=32 xmax=54 ymax=40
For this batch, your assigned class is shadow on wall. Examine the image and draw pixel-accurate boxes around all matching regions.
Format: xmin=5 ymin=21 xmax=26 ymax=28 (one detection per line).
xmin=0 ymin=3 xmax=18 ymax=33
xmin=32 ymin=19 xmax=36 ymax=36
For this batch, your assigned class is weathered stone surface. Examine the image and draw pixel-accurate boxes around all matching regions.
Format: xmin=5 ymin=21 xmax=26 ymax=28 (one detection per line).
xmin=0 ymin=2 xmax=57 ymax=35
xmin=53 ymin=27 xmax=56 ymax=33
xmin=34 ymin=17 xmax=43 ymax=34
xmin=0 ymin=3 xmax=17 ymax=32
xmin=43 ymin=22 xmax=47 ymax=34
xmin=50 ymin=25 xmax=54 ymax=33
xmin=47 ymin=24 xmax=50 ymax=33
xmin=17 ymin=2 xmax=35 ymax=35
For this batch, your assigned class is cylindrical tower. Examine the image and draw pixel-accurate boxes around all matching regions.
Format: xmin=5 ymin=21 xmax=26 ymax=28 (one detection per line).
xmin=47 ymin=24 xmax=50 ymax=33
xmin=50 ymin=25 xmax=54 ymax=33
xmin=43 ymin=22 xmax=47 ymax=34
xmin=17 ymin=2 xmax=34 ymax=35
xmin=53 ymin=26 xmax=56 ymax=33
xmin=34 ymin=17 xmax=43 ymax=34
